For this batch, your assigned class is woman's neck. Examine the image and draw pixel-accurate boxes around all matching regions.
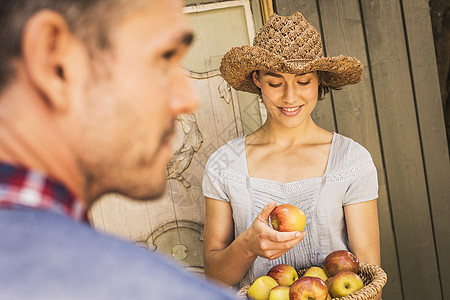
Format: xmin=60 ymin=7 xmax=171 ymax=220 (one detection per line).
xmin=251 ymin=116 xmax=323 ymax=147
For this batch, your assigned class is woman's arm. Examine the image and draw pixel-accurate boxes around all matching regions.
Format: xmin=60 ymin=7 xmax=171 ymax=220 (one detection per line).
xmin=344 ymin=199 xmax=381 ymax=299
xmin=203 ymin=198 xmax=305 ymax=286
xmin=344 ymin=199 xmax=380 ymax=265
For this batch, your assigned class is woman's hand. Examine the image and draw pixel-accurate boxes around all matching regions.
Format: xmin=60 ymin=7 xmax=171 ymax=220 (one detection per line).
xmin=203 ymin=199 xmax=305 ymax=286
xmin=242 ymin=201 xmax=306 ymax=260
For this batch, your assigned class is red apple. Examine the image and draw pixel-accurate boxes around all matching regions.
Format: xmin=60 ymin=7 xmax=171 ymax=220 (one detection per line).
xmin=270 ymin=204 xmax=306 ymax=232
xmin=326 ymin=271 xmax=364 ymax=298
xmin=322 ymin=250 xmax=359 ymax=277
xmin=289 ymin=276 xmax=330 ymax=300
xmin=267 ymin=264 xmax=298 ymax=286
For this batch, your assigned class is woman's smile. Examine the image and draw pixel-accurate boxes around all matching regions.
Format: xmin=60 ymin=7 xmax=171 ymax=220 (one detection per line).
xmin=278 ymin=105 xmax=304 ymax=116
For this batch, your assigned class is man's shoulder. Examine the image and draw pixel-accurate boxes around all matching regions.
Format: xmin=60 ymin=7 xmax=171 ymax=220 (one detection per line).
xmin=0 ymin=208 xmax=237 ymax=300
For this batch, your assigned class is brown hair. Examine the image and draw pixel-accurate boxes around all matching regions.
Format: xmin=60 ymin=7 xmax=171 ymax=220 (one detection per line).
xmin=0 ymin=0 xmax=139 ymax=93
xmin=317 ymin=71 xmax=341 ymax=100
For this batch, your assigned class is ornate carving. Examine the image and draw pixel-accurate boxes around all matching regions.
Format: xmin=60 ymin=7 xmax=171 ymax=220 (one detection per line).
xmin=184 ymin=69 xmax=221 ymax=79
xmin=218 ymin=79 xmax=232 ymax=104
xmin=167 ymin=113 xmax=203 ymax=188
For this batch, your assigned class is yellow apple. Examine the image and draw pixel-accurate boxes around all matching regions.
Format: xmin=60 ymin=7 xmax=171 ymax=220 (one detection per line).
xmin=302 ymin=266 xmax=328 ymax=282
xmin=270 ymin=204 xmax=306 ymax=232
xmin=268 ymin=285 xmax=290 ymax=300
xmin=326 ymin=271 xmax=364 ymax=298
xmin=248 ymin=276 xmax=279 ymax=300
xmin=267 ymin=264 xmax=298 ymax=286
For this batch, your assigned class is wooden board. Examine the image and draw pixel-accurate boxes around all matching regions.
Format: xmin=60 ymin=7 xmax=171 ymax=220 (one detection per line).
xmin=316 ymin=1 xmax=403 ymax=298
xmin=273 ymin=1 xmax=450 ymax=298
xmin=359 ymin=0 xmax=442 ymax=298
xmin=401 ymin=0 xmax=450 ymax=298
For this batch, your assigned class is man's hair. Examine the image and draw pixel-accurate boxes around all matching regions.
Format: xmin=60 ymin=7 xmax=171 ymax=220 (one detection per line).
xmin=0 ymin=0 xmax=132 ymax=92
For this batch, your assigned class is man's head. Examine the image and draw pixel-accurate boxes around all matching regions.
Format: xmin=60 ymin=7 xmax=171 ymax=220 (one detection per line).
xmin=0 ymin=0 xmax=198 ymax=206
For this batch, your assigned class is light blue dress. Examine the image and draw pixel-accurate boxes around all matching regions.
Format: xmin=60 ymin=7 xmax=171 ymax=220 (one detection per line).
xmin=202 ymin=133 xmax=378 ymax=288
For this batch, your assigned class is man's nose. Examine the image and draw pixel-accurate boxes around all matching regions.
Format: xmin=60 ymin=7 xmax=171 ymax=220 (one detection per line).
xmin=171 ymin=67 xmax=199 ymax=115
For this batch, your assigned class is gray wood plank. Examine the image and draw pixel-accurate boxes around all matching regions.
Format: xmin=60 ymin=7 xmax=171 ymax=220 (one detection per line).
xmin=360 ymin=0 xmax=442 ymax=298
xmin=401 ymin=0 xmax=450 ymax=298
xmin=275 ymin=0 xmax=337 ymax=133
xmin=317 ymin=1 xmax=403 ymax=298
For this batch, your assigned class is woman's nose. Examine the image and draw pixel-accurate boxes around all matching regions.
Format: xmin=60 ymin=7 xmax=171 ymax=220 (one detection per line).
xmin=283 ymin=83 xmax=298 ymax=104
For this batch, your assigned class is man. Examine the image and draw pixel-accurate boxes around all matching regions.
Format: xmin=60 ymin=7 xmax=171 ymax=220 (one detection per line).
xmin=0 ymin=0 xmax=237 ymax=299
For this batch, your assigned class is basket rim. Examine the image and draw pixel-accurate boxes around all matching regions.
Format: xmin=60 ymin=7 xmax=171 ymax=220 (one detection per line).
xmin=236 ymin=263 xmax=387 ymax=300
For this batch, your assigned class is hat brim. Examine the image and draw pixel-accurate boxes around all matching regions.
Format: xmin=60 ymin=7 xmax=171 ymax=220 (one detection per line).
xmin=220 ymin=45 xmax=363 ymax=94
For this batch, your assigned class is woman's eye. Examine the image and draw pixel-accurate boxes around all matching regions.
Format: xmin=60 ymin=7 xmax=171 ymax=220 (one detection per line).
xmin=298 ymin=80 xmax=311 ymax=86
xmin=269 ymin=83 xmax=282 ymax=87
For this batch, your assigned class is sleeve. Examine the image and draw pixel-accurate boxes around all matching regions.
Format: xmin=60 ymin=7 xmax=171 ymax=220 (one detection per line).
xmin=342 ymin=156 xmax=379 ymax=206
xmin=202 ymin=153 xmax=230 ymax=202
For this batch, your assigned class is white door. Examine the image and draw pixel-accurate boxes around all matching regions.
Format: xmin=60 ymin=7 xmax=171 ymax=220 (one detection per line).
xmin=90 ymin=0 xmax=264 ymax=274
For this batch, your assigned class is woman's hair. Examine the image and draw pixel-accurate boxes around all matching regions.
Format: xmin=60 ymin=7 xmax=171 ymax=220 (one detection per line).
xmin=317 ymin=71 xmax=341 ymax=100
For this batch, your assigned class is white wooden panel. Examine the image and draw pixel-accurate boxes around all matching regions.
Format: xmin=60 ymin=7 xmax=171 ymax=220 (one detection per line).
xmin=90 ymin=0 xmax=260 ymax=271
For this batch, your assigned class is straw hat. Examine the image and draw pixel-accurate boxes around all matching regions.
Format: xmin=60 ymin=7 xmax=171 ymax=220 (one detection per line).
xmin=220 ymin=12 xmax=363 ymax=94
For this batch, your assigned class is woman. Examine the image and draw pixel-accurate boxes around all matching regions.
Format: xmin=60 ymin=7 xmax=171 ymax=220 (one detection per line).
xmin=202 ymin=12 xmax=380 ymax=290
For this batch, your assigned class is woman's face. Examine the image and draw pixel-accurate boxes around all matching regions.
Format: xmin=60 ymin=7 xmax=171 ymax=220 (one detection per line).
xmin=252 ymin=70 xmax=320 ymax=128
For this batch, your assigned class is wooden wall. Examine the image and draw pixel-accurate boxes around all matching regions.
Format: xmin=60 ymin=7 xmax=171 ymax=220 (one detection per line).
xmin=274 ymin=0 xmax=450 ymax=299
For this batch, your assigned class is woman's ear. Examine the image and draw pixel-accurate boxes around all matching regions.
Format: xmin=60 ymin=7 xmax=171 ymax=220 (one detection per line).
xmin=252 ymin=71 xmax=261 ymax=89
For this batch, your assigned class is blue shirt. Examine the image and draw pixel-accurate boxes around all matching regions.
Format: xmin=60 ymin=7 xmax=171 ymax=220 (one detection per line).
xmin=0 ymin=162 xmax=237 ymax=299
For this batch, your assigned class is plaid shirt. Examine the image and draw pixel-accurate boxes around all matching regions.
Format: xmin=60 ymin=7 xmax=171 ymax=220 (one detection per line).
xmin=0 ymin=161 xmax=88 ymax=222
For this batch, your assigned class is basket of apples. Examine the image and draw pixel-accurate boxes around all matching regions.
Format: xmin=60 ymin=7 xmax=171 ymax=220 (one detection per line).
xmin=237 ymin=205 xmax=387 ymax=300
xmin=237 ymin=250 xmax=387 ymax=300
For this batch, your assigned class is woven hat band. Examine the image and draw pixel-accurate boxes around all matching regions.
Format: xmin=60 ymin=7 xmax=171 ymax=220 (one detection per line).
xmin=285 ymin=59 xmax=314 ymax=69
xmin=285 ymin=59 xmax=313 ymax=62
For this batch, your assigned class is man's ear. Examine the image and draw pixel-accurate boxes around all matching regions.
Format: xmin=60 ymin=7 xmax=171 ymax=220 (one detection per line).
xmin=252 ymin=71 xmax=261 ymax=89
xmin=22 ymin=10 xmax=75 ymax=110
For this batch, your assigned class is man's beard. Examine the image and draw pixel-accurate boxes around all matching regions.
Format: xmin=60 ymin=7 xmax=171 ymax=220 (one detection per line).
xmin=84 ymin=121 xmax=176 ymax=205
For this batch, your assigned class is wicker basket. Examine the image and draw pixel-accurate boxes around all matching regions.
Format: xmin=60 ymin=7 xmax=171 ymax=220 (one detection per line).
xmin=237 ymin=263 xmax=387 ymax=300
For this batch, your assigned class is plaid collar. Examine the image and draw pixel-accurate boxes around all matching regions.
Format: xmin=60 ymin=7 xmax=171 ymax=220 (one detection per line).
xmin=0 ymin=161 xmax=88 ymax=222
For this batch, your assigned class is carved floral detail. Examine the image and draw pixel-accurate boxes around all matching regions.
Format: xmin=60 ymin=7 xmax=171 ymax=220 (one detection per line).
xmin=166 ymin=113 xmax=203 ymax=188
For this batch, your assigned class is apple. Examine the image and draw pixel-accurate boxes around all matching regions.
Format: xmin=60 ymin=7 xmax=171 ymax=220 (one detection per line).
xmin=270 ymin=204 xmax=306 ymax=232
xmin=302 ymin=266 xmax=328 ymax=282
xmin=268 ymin=285 xmax=290 ymax=300
xmin=326 ymin=271 xmax=364 ymax=298
xmin=247 ymin=275 xmax=279 ymax=300
xmin=289 ymin=276 xmax=330 ymax=300
xmin=267 ymin=264 xmax=298 ymax=286
xmin=323 ymin=250 xmax=359 ymax=277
